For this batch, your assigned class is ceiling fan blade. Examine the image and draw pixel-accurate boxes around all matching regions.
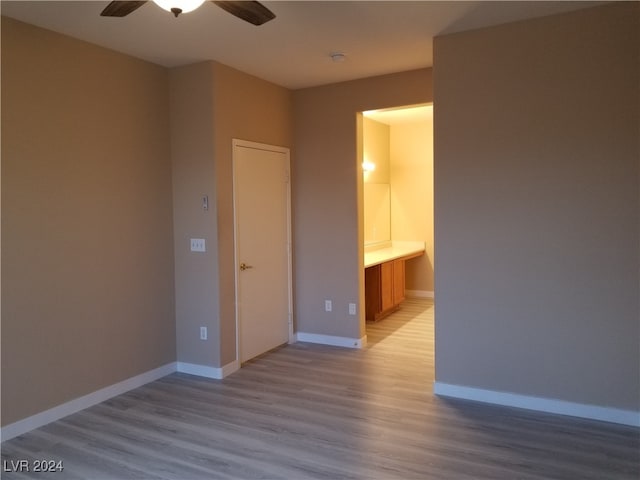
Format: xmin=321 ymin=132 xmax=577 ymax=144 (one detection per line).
xmin=212 ymin=1 xmax=275 ymax=26
xmin=101 ymin=1 xmax=147 ymax=17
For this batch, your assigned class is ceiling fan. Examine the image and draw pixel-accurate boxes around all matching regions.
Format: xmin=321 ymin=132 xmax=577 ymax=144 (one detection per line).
xmin=100 ymin=1 xmax=276 ymax=25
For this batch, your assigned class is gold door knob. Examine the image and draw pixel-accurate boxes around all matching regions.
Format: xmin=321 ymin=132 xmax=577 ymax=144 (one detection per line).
xmin=240 ymin=262 xmax=253 ymax=271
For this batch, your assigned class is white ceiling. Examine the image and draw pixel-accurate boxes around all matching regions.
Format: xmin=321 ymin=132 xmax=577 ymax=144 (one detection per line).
xmin=1 ymin=1 xmax=607 ymax=89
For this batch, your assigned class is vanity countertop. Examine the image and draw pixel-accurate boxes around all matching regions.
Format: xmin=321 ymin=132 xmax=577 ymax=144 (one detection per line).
xmin=364 ymin=241 xmax=425 ymax=268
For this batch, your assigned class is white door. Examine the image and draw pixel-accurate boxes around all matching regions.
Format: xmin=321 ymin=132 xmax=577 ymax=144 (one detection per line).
xmin=233 ymin=140 xmax=292 ymax=363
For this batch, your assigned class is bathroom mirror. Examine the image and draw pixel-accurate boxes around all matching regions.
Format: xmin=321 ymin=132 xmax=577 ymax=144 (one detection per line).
xmin=364 ymin=183 xmax=391 ymax=245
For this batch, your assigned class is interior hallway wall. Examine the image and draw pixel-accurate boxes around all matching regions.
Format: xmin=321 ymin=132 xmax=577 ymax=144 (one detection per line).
xmin=170 ymin=61 xmax=292 ymax=368
xmin=293 ymin=69 xmax=432 ymax=341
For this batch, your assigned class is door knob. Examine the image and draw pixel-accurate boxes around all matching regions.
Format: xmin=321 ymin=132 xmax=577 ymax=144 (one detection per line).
xmin=240 ymin=262 xmax=253 ymax=271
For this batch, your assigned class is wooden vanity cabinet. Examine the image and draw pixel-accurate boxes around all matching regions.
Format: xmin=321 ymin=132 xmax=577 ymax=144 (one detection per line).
xmin=365 ymin=258 xmax=405 ymax=322
xmin=392 ymin=258 xmax=405 ymax=305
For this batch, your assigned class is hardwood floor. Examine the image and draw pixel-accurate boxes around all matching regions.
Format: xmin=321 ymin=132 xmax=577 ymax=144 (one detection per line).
xmin=2 ymin=298 xmax=638 ymax=479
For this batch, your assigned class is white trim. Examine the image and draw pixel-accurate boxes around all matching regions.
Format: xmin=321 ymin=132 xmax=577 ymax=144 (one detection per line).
xmin=0 ymin=359 xmax=244 ymax=442
xmin=405 ymin=289 xmax=434 ymax=299
xmin=433 ymin=382 xmax=640 ymax=427
xmin=296 ymin=332 xmax=367 ymax=349
xmin=176 ymin=360 xmax=238 ymax=380
xmin=0 ymin=362 xmax=176 ymax=442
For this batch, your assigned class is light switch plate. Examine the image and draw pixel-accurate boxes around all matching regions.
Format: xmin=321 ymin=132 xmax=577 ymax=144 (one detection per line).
xmin=190 ymin=238 xmax=206 ymax=252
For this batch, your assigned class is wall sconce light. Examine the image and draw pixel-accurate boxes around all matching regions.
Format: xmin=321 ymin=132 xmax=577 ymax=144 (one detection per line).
xmin=362 ymin=161 xmax=376 ymax=173
xmin=153 ymin=0 xmax=205 ymax=16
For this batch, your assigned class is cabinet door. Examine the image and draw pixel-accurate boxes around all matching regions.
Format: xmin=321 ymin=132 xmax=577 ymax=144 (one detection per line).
xmin=380 ymin=261 xmax=394 ymax=311
xmin=393 ymin=258 xmax=405 ymax=304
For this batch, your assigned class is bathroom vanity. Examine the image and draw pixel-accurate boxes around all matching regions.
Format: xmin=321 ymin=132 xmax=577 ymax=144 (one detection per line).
xmin=364 ymin=241 xmax=425 ymax=322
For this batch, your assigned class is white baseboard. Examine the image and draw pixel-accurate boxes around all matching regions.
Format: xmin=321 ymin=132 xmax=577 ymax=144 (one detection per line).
xmin=1 ymin=359 xmax=244 ymax=443
xmin=433 ymin=382 xmax=640 ymax=427
xmin=176 ymin=360 xmax=239 ymax=379
xmin=1 ymin=362 xmax=176 ymax=442
xmin=221 ymin=360 xmax=240 ymax=377
xmin=296 ymin=332 xmax=367 ymax=349
xmin=405 ymin=290 xmax=434 ymax=299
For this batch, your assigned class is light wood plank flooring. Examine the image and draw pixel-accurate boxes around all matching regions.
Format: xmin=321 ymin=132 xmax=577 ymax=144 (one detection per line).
xmin=2 ymin=298 xmax=638 ymax=479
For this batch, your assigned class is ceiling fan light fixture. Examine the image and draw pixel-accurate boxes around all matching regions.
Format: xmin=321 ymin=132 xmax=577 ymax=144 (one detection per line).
xmin=152 ymin=0 xmax=205 ymax=16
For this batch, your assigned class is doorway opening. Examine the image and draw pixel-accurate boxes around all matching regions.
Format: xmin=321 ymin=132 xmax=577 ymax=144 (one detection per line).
xmin=358 ymin=103 xmax=434 ymax=347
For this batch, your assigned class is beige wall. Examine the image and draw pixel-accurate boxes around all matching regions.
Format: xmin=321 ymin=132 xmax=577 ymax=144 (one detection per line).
xmin=169 ymin=62 xmax=220 ymax=367
xmin=434 ymin=3 xmax=639 ymax=410
xmin=293 ymin=69 xmax=432 ymax=339
xmin=170 ymin=61 xmax=292 ymax=368
xmin=211 ymin=62 xmax=293 ymax=365
xmin=1 ymin=18 xmax=176 ymax=425
xmin=363 ymin=117 xmax=391 ymax=184
xmin=390 ymin=117 xmax=434 ymax=293
xmin=363 ymin=117 xmax=391 ymax=244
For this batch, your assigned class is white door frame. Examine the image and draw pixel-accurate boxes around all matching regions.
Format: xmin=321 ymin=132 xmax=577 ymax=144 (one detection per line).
xmin=232 ymin=139 xmax=294 ymax=365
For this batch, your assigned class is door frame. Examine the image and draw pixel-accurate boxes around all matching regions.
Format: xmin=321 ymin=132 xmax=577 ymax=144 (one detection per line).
xmin=232 ymin=139 xmax=294 ymax=365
